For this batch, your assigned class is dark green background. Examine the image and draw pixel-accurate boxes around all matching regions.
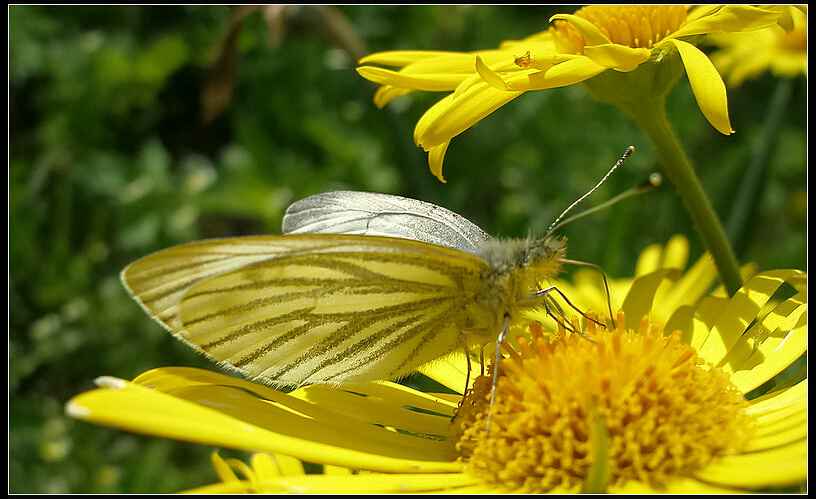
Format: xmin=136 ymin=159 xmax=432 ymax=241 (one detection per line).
xmin=10 ymin=6 xmax=806 ymax=493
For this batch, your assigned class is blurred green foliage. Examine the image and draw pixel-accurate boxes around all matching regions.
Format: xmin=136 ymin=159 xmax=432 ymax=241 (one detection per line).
xmin=10 ymin=5 xmax=806 ymax=493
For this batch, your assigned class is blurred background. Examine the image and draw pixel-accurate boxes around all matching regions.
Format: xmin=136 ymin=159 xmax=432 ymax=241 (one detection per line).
xmin=9 ymin=5 xmax=806 ymax=493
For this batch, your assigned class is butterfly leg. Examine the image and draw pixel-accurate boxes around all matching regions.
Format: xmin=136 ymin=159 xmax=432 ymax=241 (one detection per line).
xmin=559 ymin=258 xmax=616 ymax=328
xmin=479 ymin=345 xmax=485 ymax=377
xmin=536 ymin=285 xmax=606 ymax=331
xmin=461 ymin=340 xmax=473 ymax=395
xmin=486 ymin=313 xmax=511 ymax=434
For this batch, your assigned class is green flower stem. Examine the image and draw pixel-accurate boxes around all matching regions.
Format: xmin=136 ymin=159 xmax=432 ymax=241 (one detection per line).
xmin=630 ymin=99 xmax=743 ymax=296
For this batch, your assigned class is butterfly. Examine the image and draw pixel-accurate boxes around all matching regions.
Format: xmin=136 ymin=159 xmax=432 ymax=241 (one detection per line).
xmin=122 ymin=148 xmax=636 ymax=389
xmin=121 ymin=191 xmax=581 ymax=389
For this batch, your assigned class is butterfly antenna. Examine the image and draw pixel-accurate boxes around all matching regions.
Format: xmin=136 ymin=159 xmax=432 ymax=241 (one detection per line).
xmin=545 ymin=145 xmax=636 ymax=237
xmin=548 ymin=172 xmax=662 ymax=234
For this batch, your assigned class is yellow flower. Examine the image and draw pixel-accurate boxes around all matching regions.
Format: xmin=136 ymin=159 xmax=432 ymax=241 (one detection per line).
xmin=66 ymin=237 xmax=807 ymax=493
xmin=708 ymin=5 xmax=807 ymax=86
xmin=357 ymin=5 xmax=781 ymax=182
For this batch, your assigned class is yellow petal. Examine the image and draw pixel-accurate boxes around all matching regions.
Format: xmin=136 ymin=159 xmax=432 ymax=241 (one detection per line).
xmin=610 ymin=478 xmax=742 ymax=494
xmin=67 ymin=369 xmax=462 ymax=473
xmin=211 ymin=452 xmax=240 ymax=483
xmin=660 ymin=254 xmax=718 ymax=323
xmin=519 ymin=56 xmax=607 ymax=91
xmin=428 ymin=141 xmax=450 ymax=183
xmin=415 ymin=82 xmax=523 ymax=149
xmin=744 ymin=385 xmax=807 ymax=452
xmin=289 ymin=380 xmax=456 ymax=436
xmin=670 ymin=5 xmax=781 ymax=39
xmin=620 ymin=268 xmax=681 ymax=327
xmin=356 ymin=66 xmax=468 ymax=92
xmin=666 ymin=38 xmax=733 ymax=135
xmin=373 ymin=85 xmax=413 ymax=109
xmin=253 ymin=472 xmax=479 ymax=493
xmin=685 ymin=295 xmax=729 ymax=351
xmin=324 ymin=464 xmax=353 ymax=475
xmin=634 ymin=242 xmax=663 ymax=276
xmin=358 ymin=50 xmax=462 ymax=67
xmin=746 ymin=380 xmax=806 ymax=416
xmin=694 ymin=440 xmax=806 ymax=487
xmin=696 ymin=270 xmax=805 ymax=365
xmin=414 ymin=94 xmax=456 ymax=146
xmin=660 ymin=235 xmax=690 ymax=270
xmin=183 ymin=481 xmax=255 ymax=494
xmin=260 ymin=453 xmax=304 ymax=477
xmin=475 ymin=55 xmax=511 ymax=91
xmin=225 ymin=457 xmax=257 ymax=483
xmin=417 ymin=354 xmax=471 ymax=395
xmin=400 ymin=50 xmax=513 ymax=74
xmin=724 ymin=292 xmax=806 ymax=393
xmin=549 ymin=14 xmax=611 ymax=46
xmin=583 ymin=44 xmax=650 ymax=72
xmin=686 ymin=5 xmax=722 ymax=24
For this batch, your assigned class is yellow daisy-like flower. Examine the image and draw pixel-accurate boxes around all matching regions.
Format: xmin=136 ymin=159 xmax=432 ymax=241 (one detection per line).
xmin=357 ymin=5 xmax=781 ymax=182
xmin=67 ymin=237 xmax=806 ymax=493
xmin=708 ymin=5 xmax=807 ymax=86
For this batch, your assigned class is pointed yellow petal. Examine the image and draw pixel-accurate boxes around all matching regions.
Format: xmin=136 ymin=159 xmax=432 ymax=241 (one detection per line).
xmin=694 ymin=440 xmax=806 ymax=487
xmin=400 ymin=50 xmax=513 ymax=75
xmin=475 ymin=55 xmax=511 ymax=91
xmin=519 ymin=56 xmax=606 ymax=91
xmin=746 ymin=380 xmax=806 ymax=416
xmin=211 ymin=452 xmax=240 ymax=483
xmin=660 ymin=255 xmax=718 ymax=324
xmin=686 ymin=5 xmax=722 ymax=24
xmin=549 ymin=14 xmax=611 ymax=46
xmin=620 ymin=268 xmax=681 ymax=327
xmin=358 ymin=50 xmax=462 ymax=67
xmin=183 ymin=481 xmax=255 ymax=494
xmin=373 ymin=85 xmax=413 ymax=108
xmin=416 ymin=82 xmax=523 ymax=149
xmin=696 ymin=270 xmax=805 ymax=364
xmin=667 ymin=39 xmax=734 ymax=135
xmin=255 ymin=472 xmax=478 ymax=493
xmin=661 ymin=235 xmax=690 ymax=270
xmin=414 ymin=94 xmax=456 ymax=146
xmin=249 ymin=454 xmax=282 ymax=478
xmin=289 ymin=381 xmax=456 ymax=436
xmin=324 ymin=464 xmax=353 ymax=475
xmin=356 ymin=66 xmax=467 ymax=91
xmin=725 ymin=293 xmax=806 ymax=393
xmin=583 ymin=44 xmax=650 ymax=72
xmin=417 ymin=354 xmax=471 ymax=395
xmin=68 ymin=369 xmax=462 ymax=473
xmin=428 ymin=141 xmax=450 ymax=183
xmin=634 ymin=242 xmax=663 ymax=276
xmin=670 ymin=5 xmax=780 ymax=39
xmin=610 ymin=478 xmax=742 ymax=494
xmin=225 ymin=457 xmax=257 ymax=483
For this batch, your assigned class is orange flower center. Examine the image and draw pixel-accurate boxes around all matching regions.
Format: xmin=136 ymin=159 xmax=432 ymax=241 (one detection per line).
xmin=452 ymin=314 xmax=751 ymax=492
xmin=553 ymin=6 xmax=688 ymax=53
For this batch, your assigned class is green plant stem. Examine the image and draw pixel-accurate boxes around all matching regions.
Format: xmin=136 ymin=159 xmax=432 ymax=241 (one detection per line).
xmin=630 ymin=99 xmax=743 ymax=296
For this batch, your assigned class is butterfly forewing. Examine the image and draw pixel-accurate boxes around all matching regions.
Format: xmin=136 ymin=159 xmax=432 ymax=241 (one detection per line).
xmin=122 ymin=234 xmax=488 ymax=387
xmin=282 ymin=191 xmax=491 ymax=254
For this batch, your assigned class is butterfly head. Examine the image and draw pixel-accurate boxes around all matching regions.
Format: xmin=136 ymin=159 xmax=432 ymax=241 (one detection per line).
xmin=478 ymin=236 xmax=566 ymax=280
